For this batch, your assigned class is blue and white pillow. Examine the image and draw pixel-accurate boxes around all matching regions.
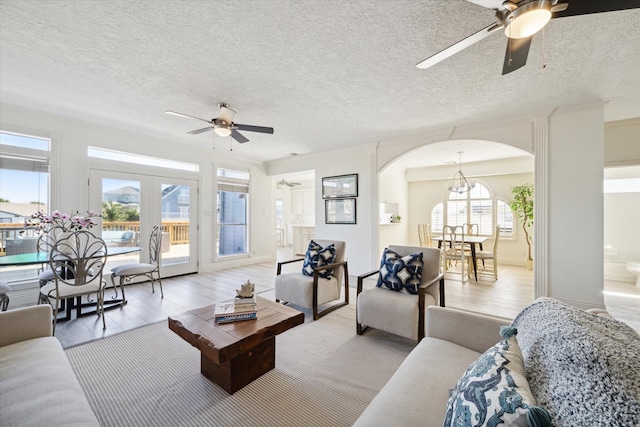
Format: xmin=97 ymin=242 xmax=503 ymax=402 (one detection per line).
xmin=376 ymin=248 xmax=423 ymax=294
xmin=302 ymin=240 xmax=336 ymax=279
xmin=443 ymin=326 xmax=551 ymax=427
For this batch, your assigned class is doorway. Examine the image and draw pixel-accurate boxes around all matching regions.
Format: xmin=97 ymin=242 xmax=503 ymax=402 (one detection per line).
xmin=89 ymin=169 xmax=198 ymax=278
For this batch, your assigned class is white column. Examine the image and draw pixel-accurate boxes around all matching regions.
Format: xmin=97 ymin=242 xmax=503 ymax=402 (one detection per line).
xmin=532 ymin=114 xmax=550 ymax=299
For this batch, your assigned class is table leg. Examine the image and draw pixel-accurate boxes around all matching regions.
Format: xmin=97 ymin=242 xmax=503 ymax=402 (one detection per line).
xmin=201 ymin=336 xmax=276 ymax=394
xmin=471 ymin=244 xmax=478 ymax=281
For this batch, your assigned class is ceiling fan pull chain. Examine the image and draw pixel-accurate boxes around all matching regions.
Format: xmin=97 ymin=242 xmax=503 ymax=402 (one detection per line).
xmin=541 ymin=27 xmax=547 ymax=69
xmin=507 ymin=25 xmax=512 ymax=65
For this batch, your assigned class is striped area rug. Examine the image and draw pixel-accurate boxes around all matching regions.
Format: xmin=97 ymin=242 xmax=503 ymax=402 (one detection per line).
xmin=66 ymin=304 xmax=416 ymax=427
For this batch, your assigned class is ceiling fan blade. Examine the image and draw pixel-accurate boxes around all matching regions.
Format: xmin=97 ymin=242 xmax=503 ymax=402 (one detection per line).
xmin=235 ymin=124 xmax=275 ymax=134
xmin=218 ymin=104 xmax=237 ymax=124
xmin=187 ymin=126 xmax=213 ymax=135
xmin=416 ymin=23 xmax=503 ymax=70
xmin=551 ymin=1 xmax=639 ymax=18
xmin=165 ymin=110 xmax=212 ymax=124
xmin=501 ymin=36 xmax=531 ymax=75
xmin=231 ymin=129 xmax=250 ymax=143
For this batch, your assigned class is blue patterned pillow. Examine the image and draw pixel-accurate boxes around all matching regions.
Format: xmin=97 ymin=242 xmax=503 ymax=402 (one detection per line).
xmin=376 ymin=248 xmax=423 ymax=294
xmin=302 ymin=240 xmax=336 ymax=279
xmin=443 ymin=327 xmax=551 ymax=427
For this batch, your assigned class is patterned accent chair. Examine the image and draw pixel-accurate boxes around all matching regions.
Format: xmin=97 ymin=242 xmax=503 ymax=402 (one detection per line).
xmin=356 ymin=245 xmax=445 ymax=341
xmin=275 ymin=239 xmax=349 ymax=320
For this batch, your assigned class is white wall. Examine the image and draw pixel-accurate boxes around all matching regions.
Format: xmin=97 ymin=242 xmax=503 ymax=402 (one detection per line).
xmin=269 ymin=144 xmax=376 ymax=274
xmin=546 ymin=104 xmax=605 ymax=307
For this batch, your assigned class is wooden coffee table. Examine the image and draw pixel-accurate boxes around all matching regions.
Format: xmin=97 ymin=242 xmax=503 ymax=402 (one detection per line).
xmin=168 ymin=296 xmax=304 ymax=394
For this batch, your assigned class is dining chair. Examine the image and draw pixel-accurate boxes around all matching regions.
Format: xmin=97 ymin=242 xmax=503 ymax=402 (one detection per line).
xmin=0 ymin=281 xmax=10 ymax=311
xmin=36 ymin=226 xmax=66 ymax=304
xmin=109 ymin=225 xmax=163 ymax=305
xmin=39 ymin=230 xmax=108 ymax=333
xmin=275 ymin=239 xmax=349 ymax=320
xmin=418 ymin=223 xmax=432 ymax=247
xmin=441 ymin=225 xmax=470 ymax=283
xmin=476 ymin=226 xmax=500 ymax=280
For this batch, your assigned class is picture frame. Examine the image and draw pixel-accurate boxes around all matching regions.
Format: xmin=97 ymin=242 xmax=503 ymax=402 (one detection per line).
xmin=325 ymin=198 xmax=356 ymax=224
xmin=322 ymin=174 xmax=358 ymax=199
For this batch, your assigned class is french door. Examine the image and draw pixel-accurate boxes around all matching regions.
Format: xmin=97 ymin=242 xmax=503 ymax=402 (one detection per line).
xmin=89 ymin=169 xmax=198 ymax=278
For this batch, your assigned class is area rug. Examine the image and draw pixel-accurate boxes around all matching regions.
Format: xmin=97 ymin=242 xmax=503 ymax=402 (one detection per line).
xmin=66 ymin=304 xmax=416 ymax=427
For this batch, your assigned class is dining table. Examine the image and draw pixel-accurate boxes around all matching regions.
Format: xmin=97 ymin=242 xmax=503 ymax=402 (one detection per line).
xmin=0 ymin=246 xmax=141 ymax=320
xmin=432 ymin=234 xmax=487 ymax=281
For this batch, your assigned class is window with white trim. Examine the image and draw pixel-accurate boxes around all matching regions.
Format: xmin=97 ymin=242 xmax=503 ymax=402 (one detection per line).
xmin=216 ymin=167 xmax=249 ymax=256
xmin=430 ymin=183 xmax=514 ymax=237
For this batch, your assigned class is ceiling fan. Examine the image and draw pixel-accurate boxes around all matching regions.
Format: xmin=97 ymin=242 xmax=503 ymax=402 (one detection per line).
xmin=416 ymin=0 xmax=640 ymax=75
xmin=165 ymin=103 xmax=274 ymax=143
xmin=276 ymin=178 xmax=301 ymax=187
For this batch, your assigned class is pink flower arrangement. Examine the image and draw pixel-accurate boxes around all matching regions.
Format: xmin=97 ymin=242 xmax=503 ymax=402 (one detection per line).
xmin=25 ymin=210 xmax=101 ymax=233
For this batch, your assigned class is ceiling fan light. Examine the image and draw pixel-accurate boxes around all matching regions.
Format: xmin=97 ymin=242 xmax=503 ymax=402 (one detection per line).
xmin=214 ymin=124 xmax=232 ymax=137
xmin=504 ymin=1 xmax=551 ymax=39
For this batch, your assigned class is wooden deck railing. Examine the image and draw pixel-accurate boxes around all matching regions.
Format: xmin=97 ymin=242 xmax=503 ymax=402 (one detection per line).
xmin=1 ymin=221 xmax=191 ymax=255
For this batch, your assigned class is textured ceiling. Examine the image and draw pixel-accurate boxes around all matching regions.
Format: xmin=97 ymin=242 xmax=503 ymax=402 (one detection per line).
xmin=1 ymin=0 xmax=639 ymax=166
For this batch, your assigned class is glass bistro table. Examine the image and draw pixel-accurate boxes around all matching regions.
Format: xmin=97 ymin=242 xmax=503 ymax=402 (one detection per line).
xmin=0 ymin=246 xmax=141 ymax=320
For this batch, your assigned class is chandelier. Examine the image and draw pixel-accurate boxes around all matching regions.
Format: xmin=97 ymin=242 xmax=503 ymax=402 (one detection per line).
xmin=448 ymin=151 xmax=475 ymax=194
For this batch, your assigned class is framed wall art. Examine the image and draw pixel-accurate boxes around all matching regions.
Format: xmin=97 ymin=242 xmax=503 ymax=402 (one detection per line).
xmin=322 ymin=174 xmax=358 ymax=199
xmin=325 ymin=198 xmax=356 ymax=224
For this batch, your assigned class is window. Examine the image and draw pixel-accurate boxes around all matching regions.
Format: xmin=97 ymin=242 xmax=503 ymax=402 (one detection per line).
xmin=0 ymin=130 xmax=50 ymax=279
xmin=430 ymin=183 xmax=514 ymax=237
xmin=0 ymin=131 xmax=50 ymax=221
xmin=216 ymin=167 xmax=249 ymax=256
xmin=496 ymin=200 xmax=514 ymax=237
xmin=88 ymin=146 xmax=198 ymax=172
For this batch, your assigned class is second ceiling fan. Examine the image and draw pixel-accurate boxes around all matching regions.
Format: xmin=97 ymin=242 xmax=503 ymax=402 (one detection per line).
xmin=416 ymin=0 xmax=640 ymax=75
xmin=166 ymin=103 xmax=274 ymax=143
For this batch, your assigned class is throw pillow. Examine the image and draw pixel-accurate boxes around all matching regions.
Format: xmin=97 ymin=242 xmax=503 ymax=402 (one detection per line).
xmin=442 ymin=326 xmax=551 ymax=427
xmin=302 ymin=240 xmax=336 ymax=279
xmin=376 ymin=248 xmax=424 ymax=294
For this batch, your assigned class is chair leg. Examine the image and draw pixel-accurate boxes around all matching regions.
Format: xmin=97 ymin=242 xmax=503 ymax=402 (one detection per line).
xmin=117 ymin=276 xmax=127 ymax=306
xmin=52 ymin=297 xmax=59 ymax=335
xmin=0 ymin=294 xmax=9 ymax=311
xmin=99 ymin=288 xmax=106 ymax=330
xmin=156 ymin=273 xmax=163 ymax=298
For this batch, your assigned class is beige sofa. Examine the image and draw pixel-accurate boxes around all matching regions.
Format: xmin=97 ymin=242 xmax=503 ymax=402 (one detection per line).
xmin=354 ymin=299 xmax=640 ymax=427
xmin=0 ymin=305 xmax=99 ymax=426
xmin=354 ymin=306 xmax=507 ymax=426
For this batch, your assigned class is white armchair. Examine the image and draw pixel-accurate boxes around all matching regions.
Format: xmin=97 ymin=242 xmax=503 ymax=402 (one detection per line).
xmin=356 ymin=245 xmax=444 ymax=341
xmin=275 ymin=239 xmax=349 ymax=320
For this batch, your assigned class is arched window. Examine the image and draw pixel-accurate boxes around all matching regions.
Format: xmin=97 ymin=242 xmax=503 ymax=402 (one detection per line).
xmin=496 ymin=199 xmax=514 ymax=237
xmin=430 ymin=183 xmax=514 ymax=237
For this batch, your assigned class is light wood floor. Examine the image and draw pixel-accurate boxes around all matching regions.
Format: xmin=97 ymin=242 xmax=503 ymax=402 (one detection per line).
xmin=52 ymin=247 xmax=640 ymax=348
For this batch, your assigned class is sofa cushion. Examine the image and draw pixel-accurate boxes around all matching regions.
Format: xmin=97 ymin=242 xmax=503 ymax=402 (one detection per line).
xmin=376 ymin=248 xmax=423 ymax=293
xmin=0 ymin=337 xmax=99 ymax=426
xmin=353 ymin=337 xmax=481 ymax=427
xmin=443 ymin=326 xmax=550 ymax=427
xmin=302 ymin=240 xmax=336 ymax=278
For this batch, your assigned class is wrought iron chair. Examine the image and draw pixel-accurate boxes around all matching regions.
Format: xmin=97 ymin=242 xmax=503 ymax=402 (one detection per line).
xmin=356 ymin=245 xmax=445 ymax=341
xmin=36 ymin=226 xmax=66 ymax=304
xmin=39 ymin=231 xmax=108 ymax=333
xmin=0 ymin=281 xmax=10 ymax=311
xmin=109 ymin=225 xmax=163 ymax=305
xmin=275 ymin=239 xmax=349 ymax=320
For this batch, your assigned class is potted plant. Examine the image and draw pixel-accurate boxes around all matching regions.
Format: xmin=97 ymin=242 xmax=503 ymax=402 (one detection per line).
xmin=510 ymin=184 xmax=534 ymax=269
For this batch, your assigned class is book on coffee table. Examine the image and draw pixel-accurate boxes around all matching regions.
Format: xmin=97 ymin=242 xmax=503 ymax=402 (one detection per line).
xmin=215 ymin=311 xmax=258 ymax=324
xmin=214 ymin=301 xmax=256 ymax=317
